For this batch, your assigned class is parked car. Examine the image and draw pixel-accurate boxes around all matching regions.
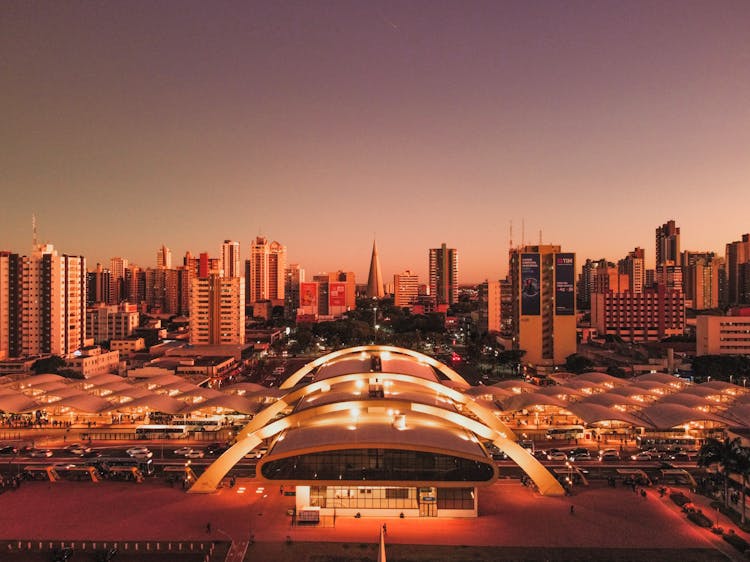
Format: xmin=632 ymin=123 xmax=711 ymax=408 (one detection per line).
xmin=547 ymin=451 xmax=568 ymax=461
xmin=570 ymin=452 xmax=592 ymax=461
xmin=0 ymin=445 xmax=19 ymax=455
xmin=29 ymin=449 xmax=54 ymax=458
xmin=82 ymin=450 xmax=102 ymax=458
xmin=206 ymin=443 xmax=228 ymax=455
xmin=65 ymin=443 xmax=91 ymax=454
xmin=174 ymin=447 xmax=194 ymax=456
xmin=598 ymin=448 xmax=619 ymax=458
xmin=185 ymin=450 xmax=204 ymax=459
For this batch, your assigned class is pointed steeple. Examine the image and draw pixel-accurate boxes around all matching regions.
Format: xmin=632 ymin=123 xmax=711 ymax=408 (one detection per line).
xmin=367 ymin=240 xmax=385 ymax=299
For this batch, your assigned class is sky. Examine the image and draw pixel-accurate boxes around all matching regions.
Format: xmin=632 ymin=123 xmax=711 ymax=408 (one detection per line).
xmin=2 ymin=1 xmax=749 ymax=283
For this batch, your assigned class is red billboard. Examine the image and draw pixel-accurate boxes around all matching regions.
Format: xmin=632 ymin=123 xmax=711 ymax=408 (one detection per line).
xmin=329 ymin=282 xmax=347 ymax=308
xmin=300 ymin=282 xmax=318 ymax=309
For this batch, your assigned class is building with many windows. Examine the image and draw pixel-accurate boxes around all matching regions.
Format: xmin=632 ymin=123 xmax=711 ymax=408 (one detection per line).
xmin=393 ymin=270 xmax=419 ymax=310
xmin=248 ymin=236 xmax=286 ymax=306
xmin=86 ymin=302 xmax=140 ymax=344
xmin=697 ymin=314 xmax=750 ymax=356
xmin=429 ymin=243 xmax=458 ymax=306
xmin=189 ymin=274 xmax=245 ymax=346
xmin=509 ymin=245 xmax=576 ymax=367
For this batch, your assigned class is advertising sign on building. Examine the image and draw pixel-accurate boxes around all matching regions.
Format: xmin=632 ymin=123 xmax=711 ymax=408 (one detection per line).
xmin=555 ymin=253 xmax=575 ymax=316
xmin=329 ymin=282 xmax=347 ymax=308
xmin=299 ymin=282 xmax=318 ymax=315
xmin=521 ymin=253 xmax=541 ymax=316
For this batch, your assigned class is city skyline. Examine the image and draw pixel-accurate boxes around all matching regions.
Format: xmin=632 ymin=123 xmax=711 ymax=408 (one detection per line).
xmin=3 ymin=2 xmax=749 ymax=282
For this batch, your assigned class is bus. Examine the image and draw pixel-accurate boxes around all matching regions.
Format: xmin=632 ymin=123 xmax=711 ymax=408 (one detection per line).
xmin=93 ymin=457 xmax=155 ymax=477
xmin=181 ymin=417 xmax=225 ymax=432
xmin=135 ymin=425 xmax=189 ymax=439
xmin=546 ymin=426 xmax=585 ymax=441
xmin=636 ymin=435 xmax=700 ymax=452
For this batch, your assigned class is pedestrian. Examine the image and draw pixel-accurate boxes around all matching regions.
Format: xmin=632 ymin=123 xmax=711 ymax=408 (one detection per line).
xmin=206 ymin=522 xmax=211 ymax=534
xmin=570 ymin=505 xmax=575 ymax=515
xmin=382 ymin=523 xmax=387 ymax=535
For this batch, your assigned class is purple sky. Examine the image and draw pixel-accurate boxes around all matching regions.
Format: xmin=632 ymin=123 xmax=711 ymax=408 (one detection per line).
xmin=2 ymin=1 xmax=749 ymax=283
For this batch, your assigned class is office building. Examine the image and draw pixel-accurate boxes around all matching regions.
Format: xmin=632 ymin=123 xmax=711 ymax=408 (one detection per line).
xmin=109 ymin=257 xmax=128 ymax=304
xmin=394 ymin=270 xmax=419 ymax=310
xmin=618 ymin=248 xmax=645 ymax=294
xmin=477 ymin=280 xmax=501 ymax=334
xmin=509 ymin=245 xmax=576 ymax=367
xmin=284 ymin=264 xmax=304 ymax=319
xmin=189 ymin=274 xmax=245 ymax=346
xmin=697 ymin=314 xmax=750 ymax=356
xmin=87 ymin=263 xmax=111 ymax=306
xmin=591 ymin=286 xmax=685 ymax=343
xmin=429 ymin=243 xmax=459 ymax=306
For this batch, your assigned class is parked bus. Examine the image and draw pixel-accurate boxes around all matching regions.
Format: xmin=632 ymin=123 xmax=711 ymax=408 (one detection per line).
xmin=181 ymin=417 xmax=225 ymax=432
xmin=93 ymin=457 xmax=155 ymax=477
xmin=546 ymin=425 xmax=585 ymax=441
xmin=636 ymin=435 xmax=699 ymax=452
xmin=135 ymin=425 xmax=189 ymax=439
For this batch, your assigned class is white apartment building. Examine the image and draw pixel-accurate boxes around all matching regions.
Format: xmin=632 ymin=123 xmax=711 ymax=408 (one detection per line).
xmin=190 ymin=274 xmax=245 ymax=345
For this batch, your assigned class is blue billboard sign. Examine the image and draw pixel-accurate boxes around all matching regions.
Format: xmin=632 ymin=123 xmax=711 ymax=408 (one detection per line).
xmin=555 ymin=253 xmax=575 ymax=316
xmin=521 ymin=253 xmax=540 ymax=316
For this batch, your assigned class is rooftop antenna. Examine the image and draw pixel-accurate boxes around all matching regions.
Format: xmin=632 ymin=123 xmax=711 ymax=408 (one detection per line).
xmin=32 ymin=213 xmax=37 ymax=247
xmin=521 ymin=218 xmax=525 ymax=247
xmin=509 ymin=220 xmax=513 ymax=249
xmin=539 ymin=229 xmax=542 ymax=245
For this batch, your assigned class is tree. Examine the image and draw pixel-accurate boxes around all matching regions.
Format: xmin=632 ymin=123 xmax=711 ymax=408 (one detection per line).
xmin=697 ymin=437 xmax=742 ymax=510
xmin=31 ymin=356 xmax=66 ymax=375
xmin=564 ymin=354 xmax=596 ymax=374
xmin=735 ymin=447 xmax=750 ymax=524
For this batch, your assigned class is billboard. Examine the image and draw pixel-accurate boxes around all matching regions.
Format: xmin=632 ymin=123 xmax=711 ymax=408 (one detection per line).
xmin=555 ymin=253 xmax=575 ymax=316
xmin=329 ymin=282 xmax=347 ymax=308
xmin=299 ymin=282 xmax=318 ymax=313
xmin=521 ymin=253 xmax=540 ymax=316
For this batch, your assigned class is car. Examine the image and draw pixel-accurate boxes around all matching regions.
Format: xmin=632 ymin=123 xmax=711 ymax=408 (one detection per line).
xmin=547 ymin=451 xmax=568 ymax=461
xmin=174 ymin=447 xmax=194 ymax=456
xmin=65 ymin=443 xmax=91 ymax=453
xmin=67 ymin=446 xmax=89 ymax=456
xmin=598 ymin=448 xmax=619 ymax=458
xmin=669 ymin=451 xmax=693 ymax=462
xmin=533 ymin=450 xmax=548 ymax=460
xmin=631 ymin=452 xmax=652 ymax=461
xmin=29 ymin=449 xmax=54 ymax=458
xmin=185 ymin=450 xmax=204 ymax=459
xmin=126 ymin=447 xmax=152 ymax=458
xmin=600 ymin=452 xmax=620 ymax=462
xmin=0 ymin=445 xmax=19 ymax=455
xmin=53 ymin=463 xmax=78 ymax=470
xmin=570 ymin=452 xmax=592 ymax=461
xmin=130 ymin=452 xmax=153 ymax=460
xmin=81 ymin=450 xmax=102 ymax=458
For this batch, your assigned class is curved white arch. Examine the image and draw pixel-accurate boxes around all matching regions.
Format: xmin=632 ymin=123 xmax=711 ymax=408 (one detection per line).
xmin=279 ymin=345 xmax=470 ymax=390
xmin=190 ymin=394 xmax=561 ymax=495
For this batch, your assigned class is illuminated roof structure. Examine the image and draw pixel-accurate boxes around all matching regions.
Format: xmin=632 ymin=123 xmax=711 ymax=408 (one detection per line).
xmin=190 ymin=345 xmax=565 ymax=496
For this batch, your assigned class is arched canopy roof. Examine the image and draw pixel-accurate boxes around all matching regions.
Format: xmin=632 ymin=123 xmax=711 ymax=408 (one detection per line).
xmin=47 ymin=394 xmax=111 ymax=413
xmin=572 ymin=372 xmax=627 ymax=386
xmin=180 ymin=394 xmax=260 ymax=414
xmin=192 ymin=346 xmax=564 ymax=497
xmin=0 ymin=392 xmax=40 ymax=413
xmin=499 ymin=393 xmax=569 ymax=412
xmin=639 ymin=403 xmax=733 ymax=429
xmin=632 ymin=373 xmax=685 ymax=386
xmin=579 ymin=393 xmax=643 ymax=408
xmin=565 ymin=403 xmax=652 ymax=427
xmin=657 ymin=393 xmax=714 ymax=408
xmin=115 ymin=394 xmax=185 ymax=414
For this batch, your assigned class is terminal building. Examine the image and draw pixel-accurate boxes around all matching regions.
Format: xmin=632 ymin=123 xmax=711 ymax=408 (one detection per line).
xmin=190 ymin=345 xmax=565 ymax=517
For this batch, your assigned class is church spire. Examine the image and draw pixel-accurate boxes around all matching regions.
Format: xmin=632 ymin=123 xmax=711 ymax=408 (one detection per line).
xmin=367 ymin=240 xmax=385 ymax=299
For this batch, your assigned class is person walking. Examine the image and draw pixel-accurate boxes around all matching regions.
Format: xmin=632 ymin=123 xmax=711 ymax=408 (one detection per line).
xmin=206 ymin=522 xmax=211 ymax=534
xmin=382 ymin=523 xmax=387 ymax=535
xmin=570 ymin=505 xmax=575 ymax=515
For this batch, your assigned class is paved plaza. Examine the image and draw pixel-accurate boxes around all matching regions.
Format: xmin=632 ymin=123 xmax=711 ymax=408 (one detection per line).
xmin=2 ymin=476 xmax=749 ymax=560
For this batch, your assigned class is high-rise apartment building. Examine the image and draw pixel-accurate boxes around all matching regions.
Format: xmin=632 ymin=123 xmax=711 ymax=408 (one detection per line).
xmin=284 ymin=264 xmax=305 ymax=319
xmin=1 ymin=244 xmax=87 ymax=358
xmin=109 ymin=257 xmax=128 ymax=304
xmin=618 ymin=248 xmax=645 ymax=294
xmin=509 ymin=245 xmax=576 ymax=367
xmin=248 ymin=236 xmax=286 ymax=305
xmin=367 ymin=241 xmax=385 ymax=299
xmin=656 ymin=220 xmax=680 ymax=267
xmin=577 ymin=259 xmax=611 ymax=310
xmin=394 ymin=270 xmax=419 ymax=310
xmin=429 ymin=243 xmax=458 ymax=306
xmin=477 ymin=280 xmax=501 ymax=334
xmin=87 ymin=263 xmax=111 ymax=305
xmin=221 ymin=240 xmax=241 ymax=278
xmin=156 ymin=244 xmax=172 ymax=269
xmin=189 ymin=274 xmax=245 ymax=345
xmin=726 ymin=234 xmax=750 ymax=305
xmin=683 ymin=257 xmax=723 ymax=310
